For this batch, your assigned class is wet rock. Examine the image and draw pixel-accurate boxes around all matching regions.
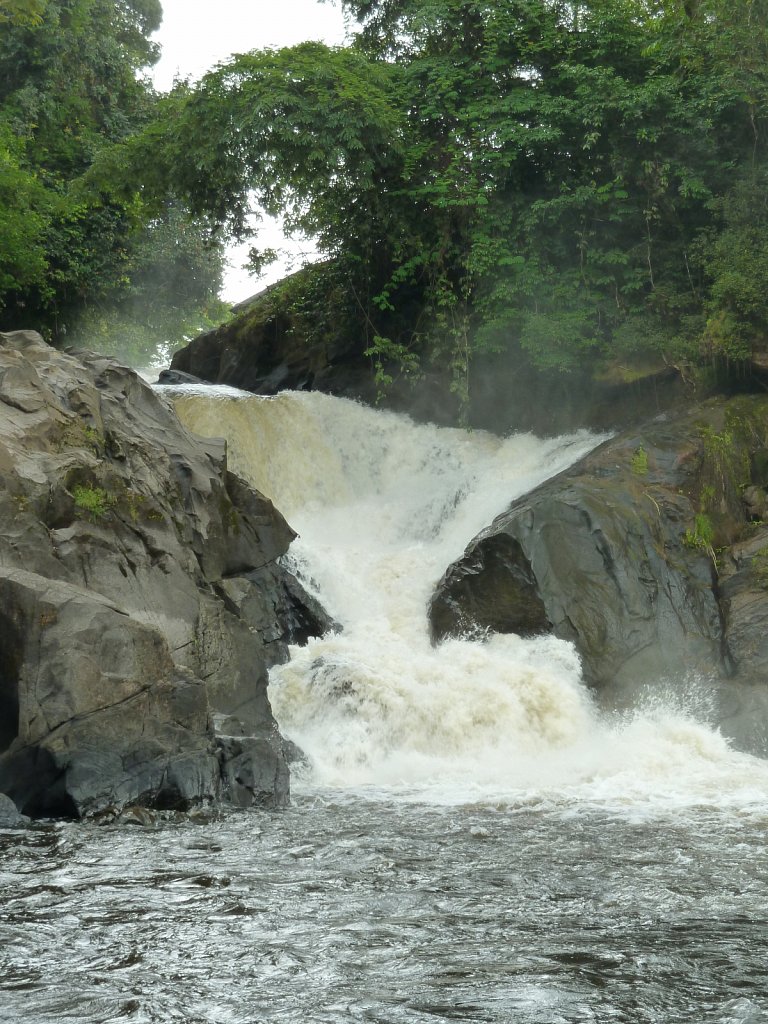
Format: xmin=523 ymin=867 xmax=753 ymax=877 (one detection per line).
xmin=0 ymin=332 xmax=329 ymax=819
xmin=281 ymin=737 xmax=310 ymax=769
xmin=155 ymin=368 xmax=205 ymax=386
xmin=118 ymin=805 xmax=158 ymax=827
xmin=430 ymin=397 xmax=768 ymax=750
xmin=429 ymin=532 xmax=550 ymax=640
xmin=218 ymin=563 xmax=338 ymax=659
xmin=217 ymin=735 xmax=289 ymax=809
xmin=719 ymin=526 xmax=768 ymax=694
xmin=0 ymin=792 xmax=26 ymax=826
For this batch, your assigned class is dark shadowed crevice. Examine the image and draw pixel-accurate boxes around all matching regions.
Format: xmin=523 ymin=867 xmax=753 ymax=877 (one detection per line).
xmin=0 ymin=611 xmax=22 ymax=754
xmin=154 ymin=782 xmax=191 ymax=812
xmin=0 ymin=745 xmax=80 ymax=820
xmin=429 ymin=533 xmax=551 ymax=642
xmin=22 ymin=771 xmax=80 ymax=820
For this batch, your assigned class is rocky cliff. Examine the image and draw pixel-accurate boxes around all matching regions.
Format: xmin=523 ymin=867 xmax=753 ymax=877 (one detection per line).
xmin=168 ymin=267 xmax=460 ymax=426
xmin=430 ymin=397 xmax=768 ymax=755
xmin=0 ymin=331 xmax=329 ymax=820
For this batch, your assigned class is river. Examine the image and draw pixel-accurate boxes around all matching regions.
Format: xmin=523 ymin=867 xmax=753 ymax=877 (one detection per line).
xmin=1 ymin=389 xmax=767 ymax=1023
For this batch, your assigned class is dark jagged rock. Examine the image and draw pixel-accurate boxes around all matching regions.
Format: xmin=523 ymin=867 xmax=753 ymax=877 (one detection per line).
xmin=217 ymin=563 xmax=336 ymax=663
xmin=429 ymin=532 xmax=551 ymax=639
xmin=170 ymin=267 xmax=392 ymax=411
xmin=0 ymin=331 xmax=326 ymax=819
xmin=430 ymin=396 xmax=768 ymax=754
xmin=155 ymin=368 xmax=205 ymax=387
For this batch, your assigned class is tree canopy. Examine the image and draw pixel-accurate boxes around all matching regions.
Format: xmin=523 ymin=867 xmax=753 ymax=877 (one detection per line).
xmin=0 ymin=0 xmax=47 ymax=26
xmin=5 ymin=0 xmax=768 ymax=388
xmin=117 ymin=0 xmax=768 ymax=397
xmin=0 ymin=0 xmax=226 ymax=360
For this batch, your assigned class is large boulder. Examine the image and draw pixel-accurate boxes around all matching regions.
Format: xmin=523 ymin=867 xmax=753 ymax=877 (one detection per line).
xmin=170 ymin=266 xmax=376 ymax=401
xmin=0 ymin=331 xmax=330 ymax=819
xmin=429 ymin=396 xmax=768 ymax=754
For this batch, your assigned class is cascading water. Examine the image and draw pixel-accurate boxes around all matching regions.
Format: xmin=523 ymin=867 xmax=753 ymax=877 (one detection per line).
xmin=172 ymin=388 xmax=768 ymax=811
xmin=3 ymin=385 xmax=768 ymax=1024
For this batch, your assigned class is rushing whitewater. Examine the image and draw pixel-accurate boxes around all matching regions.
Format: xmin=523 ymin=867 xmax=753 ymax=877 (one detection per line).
xmin=3 ymin=386 xmax=767 ymax=1024
xmin=172 ymin=388 xmax=768 ymax=811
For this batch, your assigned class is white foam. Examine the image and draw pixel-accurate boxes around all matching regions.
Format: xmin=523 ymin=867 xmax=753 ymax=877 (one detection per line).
xmin=173 ymin=390 xmax=768 ymax=811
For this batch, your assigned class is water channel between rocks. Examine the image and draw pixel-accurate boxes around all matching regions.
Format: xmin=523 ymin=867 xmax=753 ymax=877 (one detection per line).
xmin=2 ymin=388 xmax=767 ymax=1023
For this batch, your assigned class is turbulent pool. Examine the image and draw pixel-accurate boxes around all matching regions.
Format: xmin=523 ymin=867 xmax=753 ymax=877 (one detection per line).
xmin=2 ymin=797 xmax=768 ymax=1023
xmin=2 ymin=390 xmax=767 ymax=1023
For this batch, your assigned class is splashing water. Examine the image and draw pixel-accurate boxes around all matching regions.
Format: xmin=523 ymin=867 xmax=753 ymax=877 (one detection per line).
xmin=172 ymin=388 xmax=768 ymax=811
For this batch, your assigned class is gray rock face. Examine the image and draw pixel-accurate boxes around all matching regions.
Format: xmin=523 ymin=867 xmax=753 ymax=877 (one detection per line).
xmin=0 ymin=792 xmax=26 ymax=826
xmin=0 ymin=331 xmax=330 ymax=819
xmin=430 ymin=397 xmax=768 ymax=754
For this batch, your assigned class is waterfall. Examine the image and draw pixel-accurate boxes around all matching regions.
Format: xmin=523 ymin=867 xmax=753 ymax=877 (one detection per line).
xmin=172 ymin=387 xmax=768 ymax=809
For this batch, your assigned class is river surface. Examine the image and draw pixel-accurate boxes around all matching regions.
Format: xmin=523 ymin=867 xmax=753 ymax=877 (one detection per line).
xmin=2 ymin=389 xmax=768 ymax=1022
xmin=2 ymin=794 xmax=768 ymax=1023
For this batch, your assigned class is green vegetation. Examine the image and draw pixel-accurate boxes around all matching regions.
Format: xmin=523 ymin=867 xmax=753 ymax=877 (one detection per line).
xmin=5 ymin=1 xmax=768 ymax=390
xmin=701 ymin=427 xmax=751 ymax=488
xmin=683 ymin=512 xmax=715 ymax=553
xmin=677 ymin=404 xmax=768 ymax=558
xmin=123 ymin=489 xmax=145 ymax=522
xmin=51 ymin=418 xmax=104 ymax=456
xmin=72 ymin=484 xmax=113 ymax=521
xmin=0 ymin=0 xmax=227 ymax=363
xmin=695 ymin=423 xmax=752 ymax=540
xmin=631 ymin=447 xmax=649 ymax=477
xmin=0 ymin=0 xmax=46 ymax=26
xmin=112 ymin=0 xmax=768 ymax=399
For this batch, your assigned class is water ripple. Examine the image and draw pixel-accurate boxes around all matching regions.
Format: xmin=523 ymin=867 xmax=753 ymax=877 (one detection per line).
xmin=1 ymin=799 xmax=767 ymax=1023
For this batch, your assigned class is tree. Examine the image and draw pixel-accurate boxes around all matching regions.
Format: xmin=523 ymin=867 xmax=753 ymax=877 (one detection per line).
xmin=0 ymin=0 xmax=47 ymax=25
xmin=116 ymin=0 xmax=768 ymax=394
xmin=67 ymin=203 xmax=228 ymax=365
xmin=0 ymin=123 xmax=51 ymax=304
xmin=0 ymin=0 xmax=227 ymax=361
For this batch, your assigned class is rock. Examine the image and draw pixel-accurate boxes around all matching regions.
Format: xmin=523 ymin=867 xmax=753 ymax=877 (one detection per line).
xmin=170 ymin=265 xmax=380 ymax=404
xmin=429 ymin=532 xmax=551 ymax=639
xmin=742 ymin=484 xmax=768 ymax=521
xmin=155 ymin=369 xmax=205 ymax=386
xmin=0 ymin=567 xmax=219 ymax=818
xmin=118 ymin=805 xmax=158 ymax=827
xmin=429 ymin=396 xmax=768 ymax=752
xmin=0 ymin=792 xmax=26 ymax=826
xmin=217 ymin=735 xmax=289 ymax=809
xmin=281 ymin=737 xmax=309 ymax=768
xmin=719 ymin=526 xmax=768 ymax=704
xmin=0 ymin=331 xmax=328 ymax=819
xmin=218 ymin=563 xmax=338 ymax=656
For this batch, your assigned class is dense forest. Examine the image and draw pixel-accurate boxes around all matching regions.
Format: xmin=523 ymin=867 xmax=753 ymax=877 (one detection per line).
xmin=0 ymin=0 xmax=226 ymax=361
xmin=3 ymin=0 xmax=768 ymax=393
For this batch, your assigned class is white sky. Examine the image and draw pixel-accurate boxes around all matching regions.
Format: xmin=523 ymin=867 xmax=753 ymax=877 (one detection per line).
xmin=151 ymin=0 xmax=349 ymax=302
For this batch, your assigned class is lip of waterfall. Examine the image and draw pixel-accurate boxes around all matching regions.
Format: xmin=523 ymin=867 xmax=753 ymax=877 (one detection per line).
xmin=171 ymin=388 xmax=768 ymax=810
